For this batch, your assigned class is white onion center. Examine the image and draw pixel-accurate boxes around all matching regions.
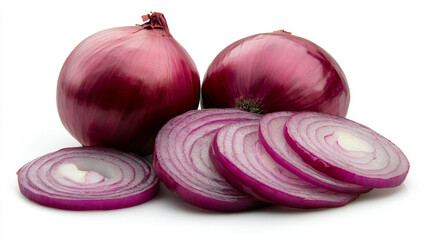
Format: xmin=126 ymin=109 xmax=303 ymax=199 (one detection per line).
xmin=58 ymin=163 xmax=105 ymax=184
xmin=334 ymin=131 xmax=373 ymax=153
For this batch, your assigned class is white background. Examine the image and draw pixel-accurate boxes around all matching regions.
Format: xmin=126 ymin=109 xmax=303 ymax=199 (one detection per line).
xmin=1 ymin=0 xmax=428 ymax=239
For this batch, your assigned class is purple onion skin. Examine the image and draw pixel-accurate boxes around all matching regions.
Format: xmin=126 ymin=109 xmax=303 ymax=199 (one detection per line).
xmin=202 ymin=31 xmax=349 ymax=116
xmin=57 ymin=13 xmax=200 ymax=156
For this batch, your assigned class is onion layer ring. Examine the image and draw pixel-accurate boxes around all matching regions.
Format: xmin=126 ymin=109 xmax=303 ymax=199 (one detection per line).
xmin=17 ymin=147 xmax=159 ymax=210
xmin=153 ymin=109 xmax=262 ymax=212
xmin=211 ymin=120 xmax=357 ymax=208
xmin=284 ymin=112 xmax=410 ymax=188
xmin=259 ymin=112 xmax=371 ymax=193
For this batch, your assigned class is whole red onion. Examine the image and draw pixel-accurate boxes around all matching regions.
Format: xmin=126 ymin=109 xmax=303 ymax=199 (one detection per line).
xmin=57 ymin=12 xmax=200 ymax=156
xmin=202 ymin=30 xmax=350 ymax=116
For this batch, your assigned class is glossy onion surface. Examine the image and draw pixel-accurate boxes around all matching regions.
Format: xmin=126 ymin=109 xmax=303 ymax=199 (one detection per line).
xmin=211 ymin=120 xmax=357 ymax=208
xmin=153 ymin=109 xmax=262 ymax=212
xmin=17 ymin=147 xmax=159 ymax=210
xmin=57 ymin=13 xmax=200 ymax=156
xmin=202 ymin=31 xmax=350 ymax=116
xmin=284 ymin=112 xmax=410 ymax=188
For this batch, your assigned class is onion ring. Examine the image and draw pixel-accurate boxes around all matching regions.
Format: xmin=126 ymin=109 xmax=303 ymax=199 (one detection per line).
xmin=17 ymin=147 xmax=159 ymax=210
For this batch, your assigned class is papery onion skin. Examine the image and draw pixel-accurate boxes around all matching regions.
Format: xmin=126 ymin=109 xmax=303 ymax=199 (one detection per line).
xmin=57 ymin=12 xmax=200 ymax=156
xmin=202 ymin=31 xmax=349 ymax=116
xmin=17 ymin=147 xmax=159 ymax=211
xmin=284 ymin=112 xmax=410 ymax=188
xmin=211 ymin=120 xmax=357 ymax=208
xmin=153 ymin=109 xmax=263 ymax=212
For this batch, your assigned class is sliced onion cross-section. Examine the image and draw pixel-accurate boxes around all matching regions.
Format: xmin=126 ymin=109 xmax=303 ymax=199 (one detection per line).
xmin=153 ymin=109 xmax=262 ymax=212
xmin=211 ymin=120 xmax=357 ymax=208
xmin=284 ymin=112 xmax=410 ymax=188
xmin=259 ymin=112 xmax=371 ymax=193
xmin=17 ymin=147 xmax=159 ymax=210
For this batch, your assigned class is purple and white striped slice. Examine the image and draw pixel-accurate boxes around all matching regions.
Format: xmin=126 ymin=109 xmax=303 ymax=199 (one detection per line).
xmin=284 ymin=111 xmax=410 ymax=188
xmin=153 ymin=109 xmax=262 ymax=212
xmin=17 ymin=147 xmax=159 ymax=210
xmin=259 ymin=112 xmax=371 ymax=193
xmin=211 ymin=120 xmax=357 ymax=208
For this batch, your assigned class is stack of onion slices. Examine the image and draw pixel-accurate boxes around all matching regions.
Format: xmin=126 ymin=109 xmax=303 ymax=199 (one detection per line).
xmin=211 ymin=120 xmax=357 ymax=208
xmin=153 ymin=109 xmax=262 ymax=212
xmin=17 ymin=110 xmax=410 ymax=211
xmin=259 ymin=111 xmax=372 ymax=193
xmin=154 ymin=109 xmax=409 ymax=211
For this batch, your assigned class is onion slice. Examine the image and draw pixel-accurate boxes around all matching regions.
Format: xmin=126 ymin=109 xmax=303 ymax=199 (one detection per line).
xmin=211 ymin=120 xmax=357 ymax=208
xmin=17 ymin=147 xmax=159 ymax=210
xmin=153 ymin=109 xmax=262 ymax=212
xmin=284 ymin=112 xmax=410 ymax=188
xmin=259 ymin=112 xmax=371 ymax=193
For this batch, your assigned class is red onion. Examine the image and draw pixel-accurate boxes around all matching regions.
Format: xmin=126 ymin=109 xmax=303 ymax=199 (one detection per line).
xmin=153 ymin=109 xmax=262 ymax=212
xmin=284 ymin=112 xmax=410 ymax=188
xmin=202 ymin=31 xmax=349 ymax=116
xmin=17 ymin=147 xmax=159 ymax=210
xmin=211 ymin=120 xmax=357 ymax=208
xmin=259 ymin=112 xmax=371 ymax=194
xmin=57 ymin=12 xmax=200 ymax=156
